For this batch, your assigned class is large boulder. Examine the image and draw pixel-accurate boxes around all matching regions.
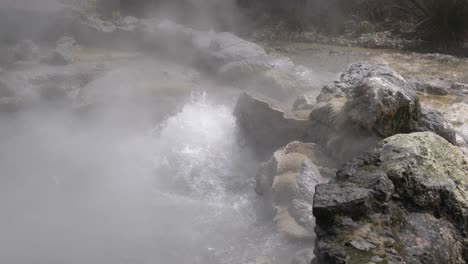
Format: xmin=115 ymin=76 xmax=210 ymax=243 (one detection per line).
xmin=344 ymin=74 xmax=419 ymax=137
xmin=306 ymin=97 xmax=380 ymax=161
xmin=399 ymin=213 xmax=465 ymax=264
xmin=256 ymin=141 xmax=337 ymax=240
xmin=234 ymin=93 xmax=311 ymax=157
xmin=317 ymin=62 xmax=407 ymax=103
xmin=313 ymin=132 xmax=468 ymax=264
xmin=313 ymin=62 xmax=456 ymax=147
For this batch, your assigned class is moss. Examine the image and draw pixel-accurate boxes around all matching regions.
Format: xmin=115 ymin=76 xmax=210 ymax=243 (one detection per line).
xmin=375 ymin=100 xmax=417 ymax=137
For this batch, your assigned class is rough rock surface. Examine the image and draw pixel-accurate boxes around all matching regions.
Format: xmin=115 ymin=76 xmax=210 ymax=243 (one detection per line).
xmin=234 ymin=62 xmax=454 ymax=162
xmin=313 ymin=132 xmax=468 ymax=264
xmin=234 ymin=93 xmax=311 ymax=157
xmin=306 ymin=97 xmax=380 ymax=161
xmin=441 ymin=103 xmax=468 ymax=154
xmin=315 ymin=62 xmax=456 ymax=144
xmin=255 ymin=141 xmax=336 ymax=240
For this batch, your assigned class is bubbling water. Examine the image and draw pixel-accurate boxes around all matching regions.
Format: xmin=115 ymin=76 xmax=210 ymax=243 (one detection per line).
xmin=149 ymin=94 xmax=304 ymax=264
xmin=0 ymin=93 xmax=306 ymax=264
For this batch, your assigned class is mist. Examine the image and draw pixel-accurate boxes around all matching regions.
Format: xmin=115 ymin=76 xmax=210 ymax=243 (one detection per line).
xmin=0 ymin=0 xmax=316 ymax=263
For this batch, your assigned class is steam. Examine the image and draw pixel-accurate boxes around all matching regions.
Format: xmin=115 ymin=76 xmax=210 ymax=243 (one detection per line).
xmin=0 ymin=0 xmax=315 ymax=263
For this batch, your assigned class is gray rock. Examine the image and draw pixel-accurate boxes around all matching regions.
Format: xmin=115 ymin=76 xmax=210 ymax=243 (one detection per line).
xmin=313 ymin=183 xmax=374 ymax=226
xmin=314 ymin=132 xmax=468 ymax=264
xmin=345 ymin=74 xmax=418 ymax=137
xmin=409 ymin=106 xmax=457 ymax=144
xmin=347 ymin=239 xmax=376 ymax=251
xmin=378 ymin=132 xmax=468 ymax=235
xmin=399 ymin=213 xmax=464 ymax=264
xmin=315 ymin=62 xmax=456 ymax=145
xmin=371 ymin=256 xmax=384 ymax=263
xmin=255 ymin=141 xmax=334 ymax=240
xmin=234 ymin=93 xmax=311 ymax=158
xmin=440 ymin=102 xmax=468 ymax=154
xmin=306 ymin=97 xmax=380 ymax=161
xmin=411 ymin=79 xmax=450 ymax=96
xmin=317 ymin=62 xmax=406 ymax=102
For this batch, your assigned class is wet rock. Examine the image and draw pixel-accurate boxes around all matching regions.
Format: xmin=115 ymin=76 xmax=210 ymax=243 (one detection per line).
xmin=409 ymin=106 xmax=457 ymax=145
xmin=371 ymin=256 xmax=384 ymax=263
xmin=347 ymin=239 xmax=376 ymax=251
xmin=412 ymin=79 xmax=450 ymax=96
xmin=316 ymin=62 xmax=456 ymax=144
xmin=345 ymin=74 xmax=419 ymax=138
xmin=451 ymin=82 xmax=468 ymax=95
xmin=306 ymin=97 xmax=380 ymax=161
xmin=441 ymin=102 xmax=468 ymax=154
xmin=252 ymin=66 xmax=318 ymax=102
xmin=399 ymin=213 xmax=465 ymax=264
xmin=292 ymin=92 xmax=317 ymax=111
xmin=317 ymin=62 xmax=407 ymax=102
xmin=218 ymin=55 xmax=276 ymax=81
xmin=378 ymin=132 xmax=468 ymax=234
xmin=255 ymin=141 xmax=335 ymax=240
xmin=199 ymin=32 xmax=268 ymax=71
xmin=234 ymin=93 xmax=311 ymax=157
xmin=314 ymin=183 xmax=374 ymax=226
xmin=313 ymin=132 xmax=468 ymax=264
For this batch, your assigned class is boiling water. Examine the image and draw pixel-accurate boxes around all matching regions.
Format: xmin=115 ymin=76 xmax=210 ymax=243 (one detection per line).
xmin=0 ymin=94 xmax=306 ymax=264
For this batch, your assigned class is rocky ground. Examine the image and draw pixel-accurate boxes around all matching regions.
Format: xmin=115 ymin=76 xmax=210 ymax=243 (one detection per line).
xmin=236 ymin=42 xmax=468 ymax=263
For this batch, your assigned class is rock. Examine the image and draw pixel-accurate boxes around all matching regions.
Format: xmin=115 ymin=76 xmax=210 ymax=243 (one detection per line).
xmin=218 ymin=55 xmax=275 ymax=81
xmin=255 ymin=141 xmax=335 ymax=240
xmin=371 ymin=256 xmax=384 ymax=263
xmin=292 ymin=92 xmax=317 ymax=111
xmin=440 ymin=103 xmax=468 ymax=154
xmin=306 ymin=97 xmax=381 ymax=161
xmin=409 ymin=106 xmax=457 ymax=144
xmin=411 ymin=79 xmax=450 ymax=96
xmin=316 ymin=62 xmax=456 ymax=145
xmin=313 ymin=132 xmax=468 ymax=264
xmin=313 ymin=183 xmax=374 ymax=226
xmin=43 ymin=36 xmax=78 ymax=65
xmin=317 ymin=62 xmax=407 ymax=102
xmin=399 ymin=213 xmax=465 ymax=264
xmin=345 ymin=74 xmax=419 ymax=137
xmin=347 ymin=239 xmax=376 ymax=251
xmin=378 ymin=132 xmax=468 ymax=234
xmin=199 ymin=32 xmax=268 ymax=71
xmin=234 ymin=93 xmax=311 ymax=157
xmin=451 ymin=82 xmax=468 ymax=95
